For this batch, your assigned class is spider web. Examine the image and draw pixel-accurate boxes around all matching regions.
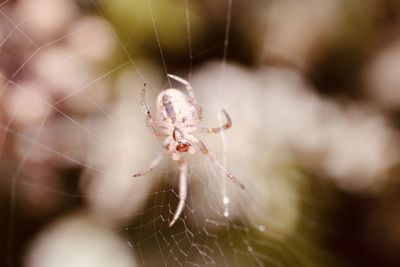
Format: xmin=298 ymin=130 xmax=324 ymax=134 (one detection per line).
xmin=0 ymin=0 xmax=338 ymax=266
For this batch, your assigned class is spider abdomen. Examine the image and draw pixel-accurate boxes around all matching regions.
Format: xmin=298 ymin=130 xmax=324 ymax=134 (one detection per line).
xmin=157 ymin=89 xmax=200 ymax=128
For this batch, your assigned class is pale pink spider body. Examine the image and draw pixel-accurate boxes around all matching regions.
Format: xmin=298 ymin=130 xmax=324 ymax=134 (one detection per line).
xmin=134 ymin=74 xmax=244 ymax=227
xmin=156 ymin=89 xmax=200 ymax=158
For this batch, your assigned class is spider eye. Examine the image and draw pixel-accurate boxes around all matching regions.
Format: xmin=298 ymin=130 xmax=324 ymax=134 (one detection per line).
xmin=176 ymin=142 xmax=190 ymax=153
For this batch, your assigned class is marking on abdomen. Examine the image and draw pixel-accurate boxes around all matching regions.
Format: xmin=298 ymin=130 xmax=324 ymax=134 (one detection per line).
xmin=162 ymin=95 xmax=176 ymax=123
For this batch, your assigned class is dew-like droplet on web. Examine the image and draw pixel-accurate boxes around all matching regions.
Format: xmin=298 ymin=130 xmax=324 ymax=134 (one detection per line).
xmin=222 ymin=196 xmax=230 ymax=205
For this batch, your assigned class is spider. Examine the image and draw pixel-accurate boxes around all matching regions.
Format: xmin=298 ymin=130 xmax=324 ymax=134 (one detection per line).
xmin=133 ymin=74 xmax=245 ymax=227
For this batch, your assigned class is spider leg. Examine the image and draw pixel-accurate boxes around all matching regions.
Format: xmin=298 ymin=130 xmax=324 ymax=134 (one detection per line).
xmin=141 ymin=83 xmax=161 ymax=136
xmin=191 ymin=137 xmax=245 ymax=190
xmin=132 ymin=153 xmax=164 ymax=177
xmin=167 ymin=74 xmax=195 ymax=101
xmin=196 ymin=109 xmax=232 ymax=134
xmin=167 ymin=74 xmax=203 ymax=122
xmin=169 ymin=158 xmax=188 ymax=227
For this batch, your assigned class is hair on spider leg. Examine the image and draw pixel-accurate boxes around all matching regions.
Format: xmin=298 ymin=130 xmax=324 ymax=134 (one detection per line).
xmin=133 ymin=74 xmax=245 ymax=226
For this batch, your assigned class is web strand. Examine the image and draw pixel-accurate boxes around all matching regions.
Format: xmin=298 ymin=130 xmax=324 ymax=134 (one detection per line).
xmin=145 ymin=0 xmax=172 ymax=88
xmin=184 ymin=0 xmax=193 ymax=81
xmin=90 ymin=0 xmax=147 ymax=84
xmin=218 ymin=0 xmax=233 ymax=92
xmin=6 ymin=108 xmax=51 ymax=267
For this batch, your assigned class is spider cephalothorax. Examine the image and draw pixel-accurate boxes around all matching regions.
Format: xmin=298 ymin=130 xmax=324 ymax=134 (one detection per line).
xmin=133 ymin=74 xmax=244 ymax=227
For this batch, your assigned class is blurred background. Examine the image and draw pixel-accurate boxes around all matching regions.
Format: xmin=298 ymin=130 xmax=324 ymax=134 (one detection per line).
xmin=1 ymin=0 xmax=400 ymax=266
